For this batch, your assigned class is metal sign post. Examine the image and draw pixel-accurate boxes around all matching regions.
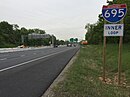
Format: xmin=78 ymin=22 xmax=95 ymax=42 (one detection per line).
xmin=21 ymin=35 xmax=24 ymax=44
xmin=52 ymin=35 xmax=54 ymax=47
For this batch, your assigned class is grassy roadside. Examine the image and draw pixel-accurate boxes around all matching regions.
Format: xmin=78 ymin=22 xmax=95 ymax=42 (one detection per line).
xmin=51 ymin=44 xmax=130 ymax=97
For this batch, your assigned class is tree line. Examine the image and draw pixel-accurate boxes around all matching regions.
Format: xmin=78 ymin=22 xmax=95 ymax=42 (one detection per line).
xmin=85 ymin=0 xmax=130 ymax=44
xmin=0 ymin=21 xmax=66 ymax=48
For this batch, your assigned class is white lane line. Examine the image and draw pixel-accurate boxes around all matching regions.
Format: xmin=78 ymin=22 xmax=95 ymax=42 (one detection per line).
xmin=0 ymin=48 xmax=73 ymax=72
xmin=21 ymin=55 xmax=25 ymax=57
xmin=0 ymin=58 xmax=7 ymax=61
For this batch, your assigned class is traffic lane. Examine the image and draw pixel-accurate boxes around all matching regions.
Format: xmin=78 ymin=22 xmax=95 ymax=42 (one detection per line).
xmin=0 ymin=47 xmax=52 ymax=59
xmin=0 ymin=46 xmax=72 ymax=61
xmin=0 ymin=46 xmax=66 ymax=59
xmin=0 ymin=47 xmax=75 ymax=72
xmin=0 ymin=47 xmax=74 ymax=70
xmin=0 ymin=47 xmax=79 ymax=97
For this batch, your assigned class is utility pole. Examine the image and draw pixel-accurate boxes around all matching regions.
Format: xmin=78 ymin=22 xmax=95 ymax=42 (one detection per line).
xmin=21 ymin=35 xmax=24 ymax=45
xmin=52 ymin=35 xmax=54 ymax=47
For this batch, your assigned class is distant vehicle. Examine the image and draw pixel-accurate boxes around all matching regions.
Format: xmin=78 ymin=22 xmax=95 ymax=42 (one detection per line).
xmin=54 ymin=45 xmax=58 ymax=48
xmin=81 ymin=40 xmax=88 ymax=45
xmin=18 ymin=45 xmax=25 ymax=48
xmin=73 ymin=44 xmax=76 ymax=47
xmin=67 ymin=44 xmax=72 ymax=47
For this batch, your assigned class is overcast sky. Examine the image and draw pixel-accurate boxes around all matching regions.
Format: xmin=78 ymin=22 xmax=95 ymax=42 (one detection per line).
xmin=0 ymin=0 xmax=106 ymax=40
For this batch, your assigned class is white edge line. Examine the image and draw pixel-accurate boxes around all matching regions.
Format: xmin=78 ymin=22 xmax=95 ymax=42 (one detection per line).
xmin=0 ymin=49 xmax=73 ymax=72
xmin=0 ymin=58 xmax=7 ymax=61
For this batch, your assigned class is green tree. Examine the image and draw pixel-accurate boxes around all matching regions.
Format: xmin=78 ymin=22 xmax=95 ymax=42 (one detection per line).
xmin=0 ymin=21 xmax=16 ymax=47
xmin=0 ymin=21 xmax=56 ymax=47
xmin=74 ymin=38 xmax=78 ymax=42
xmin=85 ymin=0 xmax=130 ymax=44
xmin=70 ymin=38 xmax=74 ymax=42
xmin=115 ymin=0 xmax=130 ymax=43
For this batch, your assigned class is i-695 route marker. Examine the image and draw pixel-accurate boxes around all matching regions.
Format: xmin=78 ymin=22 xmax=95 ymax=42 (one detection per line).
xmin=102 ymin=4 xmax=127 ymax=85
xmin=102 ymin=4 xmax=127 ymax=23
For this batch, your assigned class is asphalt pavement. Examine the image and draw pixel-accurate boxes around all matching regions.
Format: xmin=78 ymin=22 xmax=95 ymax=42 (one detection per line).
xmin=0 ymin=46 xmax=79 ymax=97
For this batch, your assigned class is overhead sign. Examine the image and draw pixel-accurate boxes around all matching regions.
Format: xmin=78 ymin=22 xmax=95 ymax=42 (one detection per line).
xmin=28 ymin=33 xmax=50 ymax=39
xmin=102 ymin=4 xmax=127 ymax=23
xmin=104 ymin=24 xmax=124 ymax=36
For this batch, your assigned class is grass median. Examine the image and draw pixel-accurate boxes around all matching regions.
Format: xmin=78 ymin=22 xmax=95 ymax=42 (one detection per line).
xmin=51 ymin=44 xmax=130 ymax=97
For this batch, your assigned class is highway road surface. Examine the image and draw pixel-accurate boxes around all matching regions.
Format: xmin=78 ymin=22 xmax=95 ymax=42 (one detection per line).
xmin=0 ymin=46 xmax=79 ymax=97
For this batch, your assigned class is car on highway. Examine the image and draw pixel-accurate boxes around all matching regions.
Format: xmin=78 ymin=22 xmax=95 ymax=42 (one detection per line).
xmin=54 ymin=45 xmax=58 ymax=48
xmin=67 ymin=44 xmax=72 ymax=47
xmin=18 ymin=45 xmax=25 ymax=48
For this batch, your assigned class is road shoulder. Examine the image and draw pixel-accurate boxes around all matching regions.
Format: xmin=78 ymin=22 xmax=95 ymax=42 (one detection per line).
xmin=41 ymin=49 xmax=80 ymax=97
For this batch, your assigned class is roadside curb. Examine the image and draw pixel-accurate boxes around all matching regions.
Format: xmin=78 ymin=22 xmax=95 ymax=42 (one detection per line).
xmin=41 ymin=49 xmax=80 ymax=97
